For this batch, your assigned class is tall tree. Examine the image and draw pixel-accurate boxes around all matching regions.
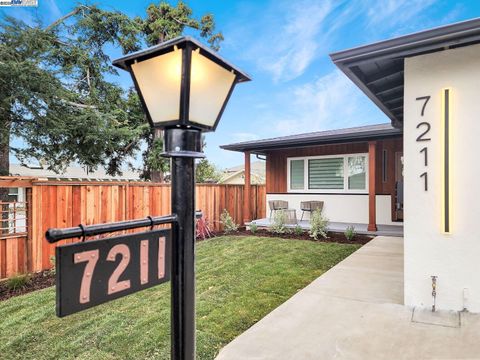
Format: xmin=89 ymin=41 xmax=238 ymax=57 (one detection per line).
xmin=0 ymin=1 xmax=223 ymax=182
xmin=195 ymin=159 xmax=221 ymax=183
xmin=139 ymin=1 xmax=223 ymax=182
xmin=0 ymin=7 xmax=145 ymax=177
xmin=142 ymin=1 xmax=223 ymax=48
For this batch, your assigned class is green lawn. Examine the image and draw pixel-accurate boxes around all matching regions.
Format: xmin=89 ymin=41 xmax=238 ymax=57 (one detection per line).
xmin=0 ymin=236 xmax=360 ymax=360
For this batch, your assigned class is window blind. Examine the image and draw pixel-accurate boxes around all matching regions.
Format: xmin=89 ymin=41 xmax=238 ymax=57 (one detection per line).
xmin=308 ymin=158 xmax=344 ymax=189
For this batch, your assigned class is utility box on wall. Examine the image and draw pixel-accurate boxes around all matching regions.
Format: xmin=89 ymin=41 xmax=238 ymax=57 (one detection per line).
xmin=404 ymin=43 xmax=480 ymax=312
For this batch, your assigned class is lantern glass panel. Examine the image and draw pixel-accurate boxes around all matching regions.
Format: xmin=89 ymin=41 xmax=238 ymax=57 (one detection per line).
xmin=131 ymin=48 xmax=182 ymax=125
xmin=189 ymin=50 xmax=236 ymax=127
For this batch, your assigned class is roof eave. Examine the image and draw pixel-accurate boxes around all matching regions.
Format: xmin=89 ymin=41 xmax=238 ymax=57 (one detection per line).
xmin=220 ymin=130 xmax=402 ymax=154
xmin=330 ymin=17 xmax=480 ymax=66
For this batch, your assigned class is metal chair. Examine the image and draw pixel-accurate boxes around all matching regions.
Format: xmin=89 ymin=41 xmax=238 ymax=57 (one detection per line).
xmin=268 ymin=200 xmax=288 ymax=219
xmin=300 ymin=201 xmax=324 ymax=221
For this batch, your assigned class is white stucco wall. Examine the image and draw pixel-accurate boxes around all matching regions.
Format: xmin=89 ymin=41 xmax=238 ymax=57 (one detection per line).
xmin=376 ymin=195 xmax=398 ymax=226
xmin=404 ymin=44 xmax=480 ymax=312
xmin=265 ymin=193 xmax=396 ymax=225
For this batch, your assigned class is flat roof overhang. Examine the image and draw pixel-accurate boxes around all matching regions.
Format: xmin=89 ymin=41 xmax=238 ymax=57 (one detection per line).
xmin=330 ymin=18 xmax=480 ymax=128
xmin=220 ymin=124 xmax=402 ymax=155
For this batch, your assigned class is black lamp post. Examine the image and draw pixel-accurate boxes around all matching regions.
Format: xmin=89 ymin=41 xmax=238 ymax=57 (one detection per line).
xmin=113 ymin=36 xmax=250 ymax=359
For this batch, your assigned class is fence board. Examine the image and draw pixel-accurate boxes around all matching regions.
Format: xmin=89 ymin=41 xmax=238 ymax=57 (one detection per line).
xmin=0 ymin=237 xmax=6 ymax=278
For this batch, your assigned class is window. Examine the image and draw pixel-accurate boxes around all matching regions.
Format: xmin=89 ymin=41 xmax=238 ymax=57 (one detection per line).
xmin=290 ymin=159 xmax=305 ymax=190
xmin=288 ymin=154 xmax=368 ymax=192
xmin=347 ymin=156 xmax=366 ymax=190
xmin=8 ymin=187 xmax=19 ymax=202
xmin=382 ymin=149 xmax=388 ymax=183
xmin=308 ymin=158 xmax=344 ymax=189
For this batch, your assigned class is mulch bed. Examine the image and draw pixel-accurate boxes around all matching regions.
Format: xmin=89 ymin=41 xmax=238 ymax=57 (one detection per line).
xmin=210 ymin=228 xmax=374 ymax=245
xmin=0 ymin=270 xmax=55 ymax=302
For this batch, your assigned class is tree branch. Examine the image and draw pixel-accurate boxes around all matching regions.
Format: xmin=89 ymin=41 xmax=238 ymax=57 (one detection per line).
xmin=45 ymin=5 xmax=90 ymax=31
xmin=173 ymin=17 xmax=198 ymax=29
xmin=86 ymin=67 xmax=91 ymax=94
xmin=65 ymin=101 xmax=97 ymax=110
xmin=123 ymin=140 xmax=137 ymax=153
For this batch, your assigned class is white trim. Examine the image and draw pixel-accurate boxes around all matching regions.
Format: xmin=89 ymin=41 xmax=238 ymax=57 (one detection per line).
xmin=287 ymin=153 xmax=369 ymax=194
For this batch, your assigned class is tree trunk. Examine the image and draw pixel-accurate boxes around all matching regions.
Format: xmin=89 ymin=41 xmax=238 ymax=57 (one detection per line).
xmin=0 ymin=118 xmax=10 ymax=236
xmin=150 ymin=128 xmax=164 ymax=183
xmin=0 ymin=119 xmax=9 ymax=177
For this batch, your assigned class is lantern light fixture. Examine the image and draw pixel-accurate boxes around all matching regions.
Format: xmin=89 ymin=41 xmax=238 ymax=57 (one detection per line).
xmin=113 ymin=36 xmax=251 ymax=132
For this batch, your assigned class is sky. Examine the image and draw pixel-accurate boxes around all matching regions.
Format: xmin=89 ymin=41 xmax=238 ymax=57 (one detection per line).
xmin=2 ymin=0 xmax=480 ymax=170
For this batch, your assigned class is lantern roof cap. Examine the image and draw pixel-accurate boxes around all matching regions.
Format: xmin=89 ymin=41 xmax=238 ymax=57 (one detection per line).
xmin=113 ymin=36 xmax=251 ymax=83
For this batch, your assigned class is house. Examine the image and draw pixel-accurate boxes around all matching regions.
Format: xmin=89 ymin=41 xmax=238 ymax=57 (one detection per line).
xmin=8 ymin=163 xmax=142 ymax=204
xmin=223 ymin=18 xmax=480 ymax=314
xmin=4 ymin=164 xmax=142 ymax=236
xmin=9 ymin=163 xmax=141 ymax=183
xmin=221 ymin=124 xmax=403 ymax=234
xmin=219 ymin=161 xmax=266 ymax=185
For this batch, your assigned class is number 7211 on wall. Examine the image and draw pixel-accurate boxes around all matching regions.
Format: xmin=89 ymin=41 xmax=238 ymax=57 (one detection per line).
xmin=55 ymin=229 xmax=171 ymax=317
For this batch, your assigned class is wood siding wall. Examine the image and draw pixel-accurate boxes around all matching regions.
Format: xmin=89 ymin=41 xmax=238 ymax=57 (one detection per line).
xmin=0 ymin=181 xmax=266 ymax=278
xmin=265 ymin=138 xmax=402 ymax=194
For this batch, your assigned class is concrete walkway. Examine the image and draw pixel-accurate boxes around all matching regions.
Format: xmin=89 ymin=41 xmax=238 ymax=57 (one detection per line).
xmin=216 ymin=236 xmax=480 ymax=360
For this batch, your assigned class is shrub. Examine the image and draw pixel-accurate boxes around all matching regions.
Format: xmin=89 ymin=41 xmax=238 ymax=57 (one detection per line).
xmin=196 ymin=215 xmax=214 ymax=240
xmin=220 ymin=209 xmax=239 ymax=233
xmin=249 ymin=222 xmax=258 ymax=234
xmin=293 ymin=224 xmax=304 ymax=236
xmin=48 ymin=255 xmax=56 ymax=276
xmin=344 ymin=225 xmax=356 ymax=241
xmin=309 ymin=208 xmax=329 ymax=240
xmin=6 ymin=274 xmax=31 ymax=291
xmin=269 ymin=210 xmax=290 ymax=234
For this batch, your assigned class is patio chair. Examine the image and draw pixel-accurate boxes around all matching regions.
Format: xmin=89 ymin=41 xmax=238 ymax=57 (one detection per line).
xmin=268 ymin=200 xmax=288 ymax=219
xmin=300 ymin=201 xmax=324 ymax=221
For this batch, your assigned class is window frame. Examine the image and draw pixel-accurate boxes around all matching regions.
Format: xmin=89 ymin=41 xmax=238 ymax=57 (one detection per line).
xmin=287 ymin=153 xmax=369 ymax=193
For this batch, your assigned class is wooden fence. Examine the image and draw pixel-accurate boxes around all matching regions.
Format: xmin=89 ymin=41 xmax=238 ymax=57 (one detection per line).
xmin=0 ymin=178 xmax=265 ymax=279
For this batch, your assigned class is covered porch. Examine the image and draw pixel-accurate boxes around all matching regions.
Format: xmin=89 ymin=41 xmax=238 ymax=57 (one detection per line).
xmin=221 ymin=124 xmax=404 ymax=231
xmin=247 ymin=218 xmax=404 ymax=237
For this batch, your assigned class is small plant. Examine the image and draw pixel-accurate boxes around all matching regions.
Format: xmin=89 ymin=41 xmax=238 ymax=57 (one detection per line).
xmin=293 ymin=224 xmax=304 ymax=236
xmin=344 ymin=225 xmax=356 ymax=241
xmin=220 ymin=209 xmax=239 ymax=233
xmin=249 ymin=222 xmax=258 ymax=234
xmin=6 ymin=274 xmax=31 ymax=291
xmin=48 ymin=255 xmax=56 ymax=276
xmin=196 ymin=215 xmax=214 ymax=240
xmin=269 ymin=210 xmax=290 ymax=234
xmin=309 ymin=208 xmax=329 ymax=240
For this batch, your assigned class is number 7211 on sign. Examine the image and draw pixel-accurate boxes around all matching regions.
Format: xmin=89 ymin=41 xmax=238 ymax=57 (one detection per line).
xmin=55 ymin=229 xmax=171 ymax=317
